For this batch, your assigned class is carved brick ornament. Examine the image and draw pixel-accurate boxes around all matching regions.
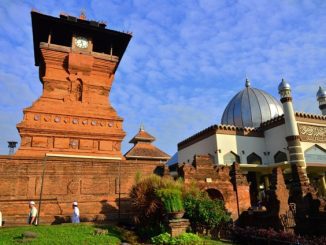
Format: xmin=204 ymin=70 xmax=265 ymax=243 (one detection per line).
xmin=298 ymin=124 xmax=326 ymax=143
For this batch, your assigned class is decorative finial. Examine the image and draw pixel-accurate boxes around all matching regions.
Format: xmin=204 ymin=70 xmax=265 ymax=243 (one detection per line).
xmin=245 ymin=78 xmax=250 ymax=87
xmin=278 ymin=78 xmax=291 ymax=92
xmin=317 ymin=86 xmax=326 ymax=100
xmin=140 ymin=123 xmax=145 ymax=131
xmin=79 ymin=10 xmax=86 ymax=20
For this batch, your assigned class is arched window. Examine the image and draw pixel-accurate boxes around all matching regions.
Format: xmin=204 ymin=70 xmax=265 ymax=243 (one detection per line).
xmin=247 ymin=153 xmax=262 ymax=165
xmin=274 ymin=151 xmax=287 ymax=163
xmin=223 ymin=151 xmax=240 ymax=165
xmin=304 ymin=144 xmax=326 ymax=164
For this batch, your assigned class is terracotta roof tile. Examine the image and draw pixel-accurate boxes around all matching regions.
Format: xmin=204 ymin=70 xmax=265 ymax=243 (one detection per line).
xmin=125 ymin=142 xmax=170 ymax=160
xmin=129 ymin=130 xmax=155 ymax=143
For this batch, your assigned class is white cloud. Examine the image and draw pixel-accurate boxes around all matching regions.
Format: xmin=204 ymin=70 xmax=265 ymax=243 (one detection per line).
xmin=0 ymin=0 xmax=326 ymax=155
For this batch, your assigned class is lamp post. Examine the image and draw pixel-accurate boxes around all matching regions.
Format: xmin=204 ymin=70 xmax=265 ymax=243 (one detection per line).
xmin=7 ymin=141 xmax=18 ymax=155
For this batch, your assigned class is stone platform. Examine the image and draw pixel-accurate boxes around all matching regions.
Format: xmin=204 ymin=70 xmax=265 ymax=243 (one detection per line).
xmin=167 ymin=219 xmax=190 ymax=237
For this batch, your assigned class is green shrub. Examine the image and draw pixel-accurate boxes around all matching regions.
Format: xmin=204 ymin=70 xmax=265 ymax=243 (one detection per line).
xmin=151 ymin=232 xmax=172 ymax=245
xmin=174 ymin=232 xmax=203 ymax=244
xmin=130 ymin=174 xmax=231 ymax=240
xmin=184 ymin=193 xmax=231 ymax=233
xmin=156 ymin=188 xmax=184 ymax=213
xmin=151 ymin=232 xmax=203 ymax=245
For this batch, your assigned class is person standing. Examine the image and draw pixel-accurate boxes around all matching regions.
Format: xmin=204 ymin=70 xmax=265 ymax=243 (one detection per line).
xmin=28 ymin=201 xmax=38 ymax=225
xmin=72 ymin=201 xmax=80 ymax=223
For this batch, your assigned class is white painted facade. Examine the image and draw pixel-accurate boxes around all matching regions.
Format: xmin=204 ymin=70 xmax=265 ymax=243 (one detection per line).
xmin=178 ymin=134 xmax=217 ymax=165
xmin=216 ymin=134 xmax=266 ymax=164
xmin=179 ymin=124 xmax=290 ymax=166
xmin=263 ymin=124 xmax=288 ymax=163
xmin=178 ymin=119 xmax=326 ymax=167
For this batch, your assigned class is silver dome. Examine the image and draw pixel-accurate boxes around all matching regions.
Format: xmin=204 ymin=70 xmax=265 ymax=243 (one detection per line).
xmin=278 ymin=78 xmax=291 ymax=92
xmin=317 ymin=86 xmax=326 ymax=100
xmin=221 ymin=80 xmax=284 ymax=128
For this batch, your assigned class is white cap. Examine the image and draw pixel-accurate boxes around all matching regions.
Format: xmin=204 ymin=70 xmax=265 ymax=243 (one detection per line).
xmin=29 ymin=201 xmax=35 ymax=205
xmin=73 ymin=201 xmax=78 ymax=206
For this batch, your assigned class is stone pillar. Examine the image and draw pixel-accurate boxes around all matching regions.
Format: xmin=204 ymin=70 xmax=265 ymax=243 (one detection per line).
xmin=264 ymin=175 xmax=270 ymax=190
xmin=278 ymin=79 xmax=306 ymax=168
xmin=317 ymin=87 xmax=326 ymax=115
xmin=255 ymin=173 xmax=261 ymax=194
xmin=319 ymin=175 xmax=326 ymax=196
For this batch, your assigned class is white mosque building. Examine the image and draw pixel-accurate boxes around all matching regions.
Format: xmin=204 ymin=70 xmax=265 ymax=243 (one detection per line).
xmin=177 ymin=79 xmax=326 ymax=199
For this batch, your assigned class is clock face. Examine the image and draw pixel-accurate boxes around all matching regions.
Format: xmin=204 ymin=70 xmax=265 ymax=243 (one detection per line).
xmin=75 ymin=36 xmax=88 ymax=49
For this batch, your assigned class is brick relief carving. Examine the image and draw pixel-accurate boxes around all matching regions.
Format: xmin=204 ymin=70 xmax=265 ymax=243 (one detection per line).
xmin=28 ymin=113 xmax=121 ymax=129
xmin=0 ymin=177 xmax=29 ymax=196
xmin=298 ymin=124 xmax=326 ymax=142
xmin=37 ymin=177 xmax=68 ymax=195
xmin=67 ymin=179 xmax=80 ymax=194
xmin=81 ymin=178 xmax=110 ymax=195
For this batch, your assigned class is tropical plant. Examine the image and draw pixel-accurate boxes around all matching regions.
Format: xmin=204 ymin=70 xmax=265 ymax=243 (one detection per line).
xmin=129 ymin=174 xmax=183 ymax=239
xmin=130 ymin=174 xmax=231 ymax=240
xmin=156 ymin=188 xmax=184 ymax=213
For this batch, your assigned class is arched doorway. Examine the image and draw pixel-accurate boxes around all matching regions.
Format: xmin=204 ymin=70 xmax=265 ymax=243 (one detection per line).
xmin=206 ymin=188 xmax=224 ymax=201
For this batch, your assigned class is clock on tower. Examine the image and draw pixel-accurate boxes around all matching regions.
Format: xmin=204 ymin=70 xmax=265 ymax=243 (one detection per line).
xmin=16 ymin=11 xmax=132 ymax=158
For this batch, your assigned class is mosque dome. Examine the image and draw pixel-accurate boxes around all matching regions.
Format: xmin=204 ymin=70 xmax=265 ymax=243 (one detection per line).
xmin=221 ymin=79 xmax=284 ymax=128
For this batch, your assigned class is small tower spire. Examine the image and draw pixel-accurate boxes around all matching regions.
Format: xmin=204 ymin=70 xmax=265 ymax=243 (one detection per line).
xmin=245 ymin=78 xmax=250 ymax=87
xmin=79 ymin=10 xmax=86 ymax=20
xmin=140 ymin=123 xmax=145 ymax=131
xmin=316 ymin=86 xmax=326 ymax=115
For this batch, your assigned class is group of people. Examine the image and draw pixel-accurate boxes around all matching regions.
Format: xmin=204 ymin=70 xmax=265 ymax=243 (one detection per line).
xmin=28 ymin=201 xmax=80 ymax=225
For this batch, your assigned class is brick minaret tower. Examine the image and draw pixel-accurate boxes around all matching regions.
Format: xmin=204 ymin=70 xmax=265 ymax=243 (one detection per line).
xmin=15 ymin=11 xmax=132 ymax=158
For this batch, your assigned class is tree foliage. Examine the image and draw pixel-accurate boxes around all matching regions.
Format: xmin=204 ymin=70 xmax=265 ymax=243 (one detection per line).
xmin=184 ymin=191 xmax=231 ymax=233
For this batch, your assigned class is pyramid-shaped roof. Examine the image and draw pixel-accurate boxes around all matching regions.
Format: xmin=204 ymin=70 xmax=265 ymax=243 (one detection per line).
xmin=125 ymin=126 xmax=170 ymax=161
xmin=129 ymin=128 xmax=155 ymax=144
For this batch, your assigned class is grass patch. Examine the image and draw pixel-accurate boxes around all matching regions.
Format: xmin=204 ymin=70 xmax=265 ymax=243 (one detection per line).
xmin=0 ymin=223 xmax=121 ymax=244
xmin=202 ymin=239 xmax=234 ymax=244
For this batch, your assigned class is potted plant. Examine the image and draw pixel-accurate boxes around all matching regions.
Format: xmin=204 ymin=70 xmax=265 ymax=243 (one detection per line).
xmin=156 ymin=188 xmax=184 ymax=219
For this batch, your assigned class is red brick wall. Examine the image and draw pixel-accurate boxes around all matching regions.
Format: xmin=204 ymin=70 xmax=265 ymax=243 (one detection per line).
xmin=0 ymin=156 xmax=162 ymax=225
xmin=180 ymin=155 xmax=251 ymax=220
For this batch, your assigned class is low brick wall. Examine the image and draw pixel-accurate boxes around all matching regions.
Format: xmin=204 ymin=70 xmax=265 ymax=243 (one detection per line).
xmin=0 ymin=155 xmax=162 ymax=225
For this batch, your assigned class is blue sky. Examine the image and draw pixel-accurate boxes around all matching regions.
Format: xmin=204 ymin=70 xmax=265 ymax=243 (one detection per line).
xmin=0 ymin=0 xmax=326 ymax=155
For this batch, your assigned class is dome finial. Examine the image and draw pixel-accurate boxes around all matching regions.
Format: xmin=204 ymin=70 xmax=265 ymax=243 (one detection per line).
xmin=245 ymin=78 xmax=250 ymax=87
xmin=278 ymin=78 xmax=291 ymax=92
xmin=317 ymin=86 xmax=326 ymax=100
xmin=140 ymin=123 xmax=145 ymax=131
